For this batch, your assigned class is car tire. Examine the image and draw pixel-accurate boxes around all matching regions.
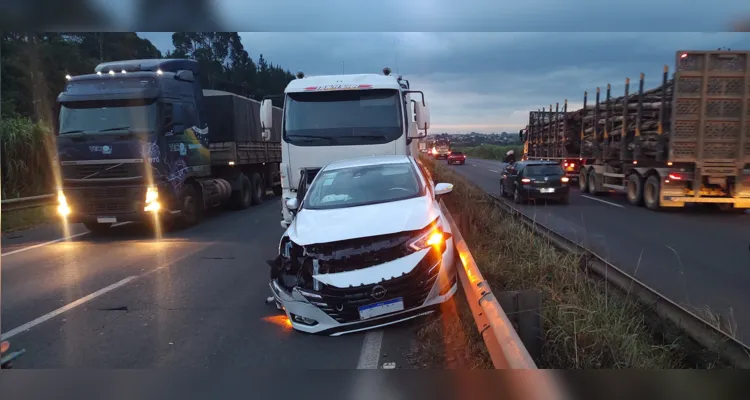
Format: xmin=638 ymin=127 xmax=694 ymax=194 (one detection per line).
xmin=513 ymin=186 xmax=523 ymax=204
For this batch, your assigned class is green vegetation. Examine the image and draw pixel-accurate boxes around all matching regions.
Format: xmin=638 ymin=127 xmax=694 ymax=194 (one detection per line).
xmin=414 ymin=156 xmax=726 ymax=368
xmin=1 ymin=32 xmax=293 ymax=203
xmin=2 ymin=205 xmax=56 ymax=233
xmin=453 ymin=144 xmax=523 ymax=161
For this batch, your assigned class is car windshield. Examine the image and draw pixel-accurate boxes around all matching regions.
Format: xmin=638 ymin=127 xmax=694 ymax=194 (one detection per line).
xmin=303 ymin=162 xmax=422 ymax=210
xmin=58 ymin=100 xmax=158 ymax=134
xmin=525 ymin=164 xmax=564 ymax=176
xmin=284 ymin=89 xmax=403 ymax=146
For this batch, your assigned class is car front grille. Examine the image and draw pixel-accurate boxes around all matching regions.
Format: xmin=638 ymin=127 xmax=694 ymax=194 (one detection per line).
xmin=314 ymin=248 xmax=442 ymax=323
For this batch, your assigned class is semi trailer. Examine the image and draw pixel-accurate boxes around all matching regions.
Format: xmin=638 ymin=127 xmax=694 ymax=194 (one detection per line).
xmin=521 ymin=50 xmax=750 ymax=212
xmin=54 ymin=58 xmax=284 ymax=232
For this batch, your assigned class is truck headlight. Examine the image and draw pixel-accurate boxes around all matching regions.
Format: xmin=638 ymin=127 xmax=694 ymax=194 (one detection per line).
xmin=144 ymin=186 xmax=160 ymax=212
xmin=57 ymin=190 xmax=71 ymax=217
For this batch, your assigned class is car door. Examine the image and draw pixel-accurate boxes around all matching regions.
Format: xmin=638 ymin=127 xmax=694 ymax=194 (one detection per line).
xmin=504 ymin=164 xmax=518 ymax=192
xmin=510 ymin=164 xmax=525 ymax=191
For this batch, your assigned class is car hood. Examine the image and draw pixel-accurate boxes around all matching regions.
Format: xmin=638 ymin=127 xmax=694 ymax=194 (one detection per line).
xmin=287 ymin=195 xmax=439 ymax=246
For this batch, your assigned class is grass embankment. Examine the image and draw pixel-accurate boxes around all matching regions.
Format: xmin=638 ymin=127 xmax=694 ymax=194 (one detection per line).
xmin=1 ymin=117 xmax=56 ymax=232
xmin=453 ymin=144 xmax=523 ymax=161
xmin=412 ymin=156 xmax=726 ymax=369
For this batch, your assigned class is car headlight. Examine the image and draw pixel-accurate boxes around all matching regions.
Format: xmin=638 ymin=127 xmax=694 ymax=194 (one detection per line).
xmin=408 ymin=218 xmax=451 ymax=253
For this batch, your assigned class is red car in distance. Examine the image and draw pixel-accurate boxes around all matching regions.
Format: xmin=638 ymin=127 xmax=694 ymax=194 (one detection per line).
xmin=447 ymin=151 xmax=466 ymax=165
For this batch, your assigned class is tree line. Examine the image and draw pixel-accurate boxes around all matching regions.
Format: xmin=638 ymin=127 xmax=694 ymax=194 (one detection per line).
xmin=0 ymin=32 xmax=295 ymax=198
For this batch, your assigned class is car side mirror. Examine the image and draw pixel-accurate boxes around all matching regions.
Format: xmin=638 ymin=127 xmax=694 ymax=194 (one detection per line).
xmin=434 ymin=182 xmax=453 ymax=196
xmin=285 ymin=197 xmax=299 ymax=212
xmin=260 ymin=99 xmax=273 ymax=141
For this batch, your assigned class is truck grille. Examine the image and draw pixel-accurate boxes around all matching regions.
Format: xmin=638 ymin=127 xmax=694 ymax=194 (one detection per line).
xmin=65 ymin=186 xmax=145 ymax=215
xmin=61 ymin=163 xmax=144 ymax=180
xmin=315 ymin=249 xmax=441 ymax=323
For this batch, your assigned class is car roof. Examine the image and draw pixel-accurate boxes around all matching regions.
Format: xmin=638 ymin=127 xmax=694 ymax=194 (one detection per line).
xmin=322 ymin=155 xmax=413 ymax=172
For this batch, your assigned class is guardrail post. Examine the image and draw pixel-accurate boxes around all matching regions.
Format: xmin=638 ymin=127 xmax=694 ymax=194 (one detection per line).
xmin=498 ymin=290 xmax=544 ymax=361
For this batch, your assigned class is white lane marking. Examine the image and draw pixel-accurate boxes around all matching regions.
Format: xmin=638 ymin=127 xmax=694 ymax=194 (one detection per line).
xmin=2 ymin=222 xmax=131 ymax=257
xmin=0 ymin=275 xmax=138 ymax=340
xmin=471 ymin=164 xmax=477 ymax=167
xmin=382 ymin=362 xmax=397 ymax=369
xmin=357 ymin=329 xmax=384 ymax=369
xmin=489 ymin=169 xmax=499 ymax=173
xmin=581 ymin=195 xmax=625 ymax=208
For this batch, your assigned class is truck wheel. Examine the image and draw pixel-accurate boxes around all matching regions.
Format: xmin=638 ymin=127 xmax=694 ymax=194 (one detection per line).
xmin=272 ymin=185 xmax=283 ymax=196
xmin=250 ymin=173 xmax=264 ymax=205
xmin=643 ymin=175 xmax=661 ymax=211
xmin=626 ymin=174 xmax=644 ymax=206
xmin=587 ymin=170 xmax=599 ymax=195
xmin=578 ymin=169 xmax=588 ymax=191
xmin=84 ymin=221 xmax=111 ymax=234
xmin=229 ymin=174 xmax=252 ymax=210
xmin=179 ymin=185 xmax=201 ymax=227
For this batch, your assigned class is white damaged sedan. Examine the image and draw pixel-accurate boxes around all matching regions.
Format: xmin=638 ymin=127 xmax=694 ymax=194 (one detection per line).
xmin=267 ymin=155 xmax=458 ymax=335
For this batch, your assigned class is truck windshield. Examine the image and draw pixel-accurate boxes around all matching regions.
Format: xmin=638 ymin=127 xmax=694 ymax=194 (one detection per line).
xmin=304 ymin=162 xmax=421 ymax=210
xmin=58 ymin=100 xmax=158 ymax=134
xmin=284 ymin=89 xmax=403 ymax=146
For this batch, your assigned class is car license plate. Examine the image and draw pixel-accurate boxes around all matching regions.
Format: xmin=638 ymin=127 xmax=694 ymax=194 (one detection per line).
xmin=358 ymin=298 xmax=404 ymax=320
xmin=540 ymin=188 xmax=555 ymax=193
xmin=97 ymin=217 xmax=117 ymax=223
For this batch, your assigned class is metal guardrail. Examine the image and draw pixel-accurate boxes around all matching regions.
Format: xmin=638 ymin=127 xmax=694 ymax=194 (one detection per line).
xmin=488 ymin=193 xmax=750 ymax=369
xmin=439 ymin=200 xmax=567 ymax=400
xmin=1 ymin=194 xmax=55 ymax=212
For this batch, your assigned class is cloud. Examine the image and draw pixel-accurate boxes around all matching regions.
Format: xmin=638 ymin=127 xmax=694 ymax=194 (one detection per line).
xmin=138 ymin=31 xmax=750 ymax=133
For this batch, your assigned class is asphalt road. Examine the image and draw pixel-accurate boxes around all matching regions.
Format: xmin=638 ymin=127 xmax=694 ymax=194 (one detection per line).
xmin=446 ymin=157 xmax=750 ymax=343
xmin=1 ymin=199 xmax=418 ymax=368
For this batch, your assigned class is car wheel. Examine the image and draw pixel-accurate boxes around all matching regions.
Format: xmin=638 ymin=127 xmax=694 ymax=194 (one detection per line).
xmin=513 ymin=186 xmax=523 ymax=204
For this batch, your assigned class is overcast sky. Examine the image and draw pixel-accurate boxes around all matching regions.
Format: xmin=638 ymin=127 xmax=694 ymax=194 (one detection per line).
xmin=139 ymin=32 xmax=750 ymax=133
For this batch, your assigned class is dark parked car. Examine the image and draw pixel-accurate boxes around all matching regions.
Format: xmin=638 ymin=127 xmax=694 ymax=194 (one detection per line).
xmin=447 ymin=151 xmax=466 ymax=165
xmin=500 ymin=161 xmax=570 ymax=204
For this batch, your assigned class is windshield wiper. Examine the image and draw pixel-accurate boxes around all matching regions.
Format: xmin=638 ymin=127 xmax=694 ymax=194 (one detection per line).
xmin=99 ymin=126 xmax=132 ymax=132
xmin=352 ymin=135 xmax=388 ymax=140
xmin=288 ymin=135 xmax=335 ymax=141
xmin=59 ymin=129 xmax=86 ymax=135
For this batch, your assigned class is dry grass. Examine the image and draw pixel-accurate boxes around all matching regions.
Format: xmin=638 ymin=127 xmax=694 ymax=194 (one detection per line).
xmin=1 ymin=205 xmax=56 ymax=233
xmin=414 ymin=155 xmax=726 ymax=369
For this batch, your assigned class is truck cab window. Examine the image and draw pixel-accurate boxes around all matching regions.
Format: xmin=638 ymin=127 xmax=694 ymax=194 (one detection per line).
xmin=284 ymin=89 xmax=403 ymax=147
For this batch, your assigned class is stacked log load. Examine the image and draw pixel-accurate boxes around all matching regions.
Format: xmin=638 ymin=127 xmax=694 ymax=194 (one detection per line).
xmin=528 ymin=77 xmax=674 ymax=160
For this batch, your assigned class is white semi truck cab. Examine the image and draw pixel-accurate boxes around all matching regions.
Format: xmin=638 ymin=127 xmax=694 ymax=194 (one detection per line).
xmin=260 ymin=68 xmax=431 ymax=228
